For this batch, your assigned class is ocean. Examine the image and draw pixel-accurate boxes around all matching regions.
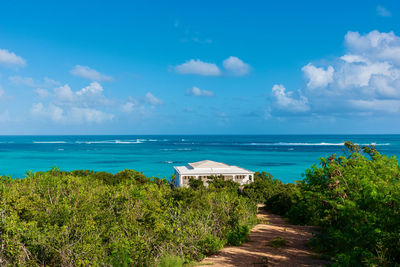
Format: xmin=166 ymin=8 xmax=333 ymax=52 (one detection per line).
xmin=0 ymin=135 xmax=399 ymax=183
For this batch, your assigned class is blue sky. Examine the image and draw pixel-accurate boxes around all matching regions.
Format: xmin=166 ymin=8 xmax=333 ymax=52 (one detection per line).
xmin=1 ymin=0 xmax=400 ymax=134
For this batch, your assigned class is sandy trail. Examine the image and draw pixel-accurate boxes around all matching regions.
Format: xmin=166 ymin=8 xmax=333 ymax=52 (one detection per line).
xmin=196 ymin=204 xmax=329 ymax=266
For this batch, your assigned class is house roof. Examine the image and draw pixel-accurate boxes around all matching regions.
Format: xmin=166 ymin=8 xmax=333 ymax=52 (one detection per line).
xmin=188 ymin=160 xmax=230 ymax=169
xmin=174 ymin=160 xmax=254 ymax=175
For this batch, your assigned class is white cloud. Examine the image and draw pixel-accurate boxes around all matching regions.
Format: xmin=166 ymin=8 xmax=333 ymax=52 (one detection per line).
xmin=340 ymin=54 xmax=368 ymax=63
xmin=70 ymin=65 xmax=113 ymax=81
xmin=31 ymin=102 xmax=44 ymax=114
xmin=31 ymin=103 xmax=64 ymax=122
xmin=145 ymin=92 xmax=162 ymax=105
xmin=269 ymin=30 xmax=400 ymax=117
xmin=222 ymin=56 xmax=250 ymax=76
xmin=187 ymin=86 xmax=214 ymax=97
xmin=68 ymin=107 xmax=114 ymax=123
xmin=31 ymin=102 xmax=113 ymax=123
xmin=32 ymin=82 xmax=115 ymax=124
xmin=43 ymin=77 xmax=60 ymax=88
xmin=0 ymin=49 xmax=26 ymax=67
xmin=52 ymin=82 xmax=109 ymax=107
xmin=337 ymin=60 xmax=393 ymax=88
xmin=121 ymin=101 xmax=136 ymax=113
xmin=54 ymin=84 xmax=75 ymax=102
xmin=9 ymin=76 xmax=60 ymax=88
xmin=344 ymin=30 xmax=400 ymax=64
xmin=377 ymin=5 xmax=391 ymax=17
xmin=0 ymin=85 xmax=4 ymax=98
xmin=271 ymin=84 xmax=309 ymax=112
xmin=175 ymin=59 xmax=221 ymax=76
xmin=49 ymin=105 xmax=64 ymax=122
xmin=302 ymin=63 xmax=334 ymax=89
xmin=31 ymin=103 xmax=65 ymax=123
xmin=349 ymin=99 xmax=400 ymax=113
xmin=76 ymin=81 xmax=103 ymax=96
xmin=9 ymin=76 xmax=35 ymax=87
xmin=35 ymin=88 xmax=50 ymax=98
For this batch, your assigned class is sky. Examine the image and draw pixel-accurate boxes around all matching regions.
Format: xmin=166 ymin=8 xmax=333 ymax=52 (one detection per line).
xmin=1 ymin=0 xmax=400 ymax=134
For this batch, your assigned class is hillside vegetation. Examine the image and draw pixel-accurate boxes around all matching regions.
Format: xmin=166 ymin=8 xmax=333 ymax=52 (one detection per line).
xmin=0 ymin=170 xmax=256 ymax=266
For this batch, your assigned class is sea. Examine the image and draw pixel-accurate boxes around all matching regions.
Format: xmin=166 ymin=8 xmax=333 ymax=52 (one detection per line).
xmin=0 ymin=135 xmax=399 ymax=183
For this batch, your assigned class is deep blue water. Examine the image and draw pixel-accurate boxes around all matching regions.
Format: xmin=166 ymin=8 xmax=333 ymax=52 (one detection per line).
xmin=0 ymin=135 xmax=399 ymax=183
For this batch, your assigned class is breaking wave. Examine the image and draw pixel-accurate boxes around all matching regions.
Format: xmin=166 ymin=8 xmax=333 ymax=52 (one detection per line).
xmin=33 ymin=141 xmax=68 ymax=144
xmin=244 ymin=142 xmax=390 ymax=146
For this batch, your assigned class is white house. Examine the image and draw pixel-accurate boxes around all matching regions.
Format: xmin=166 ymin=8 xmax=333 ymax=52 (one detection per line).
xmin=174 ymin=160 xmax=254 ymax=187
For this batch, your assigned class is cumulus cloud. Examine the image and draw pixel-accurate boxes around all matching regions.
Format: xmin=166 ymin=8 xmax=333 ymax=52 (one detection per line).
xmin=344 ymin=31 xmax=400 ymax=64
xmin=52 ymin=82 xmax=110 ymax=107
xmin=187 ymin=86 xmax=214 ymax=97
xmin=31 ymin=103 xmax=64 ymax=122
xmin=0 ymin=49 xmax=26 ymax=67
xmin=271 ymin=84 xmax=309 ymax=112
xmin=31 ymin=82 xmax=114 ymax=124
xmin=31 ymin=102 xmax=113 ymax=123
xmin=175 ymin=59 xmax=221 ymax=76
xmin=54 ymin=84 xmax=75 ymax=102
xmin=76 ymin=81 xmax=103 ymax=96
xmin=302 ymin=64 xmax=334 ymax=89
xmin=337 ymin=31 xmax=400 ymax=99
xmin=145 ymin=92 xmax=162 ymax=105
xmin=271 ymin=30 xmax=400 ymax=118
xmin=68 ymin=107 xmax=114 ymax=123
xmin=70 ymin=65 xmax=113 ymax=81
xmin=222 ymin=56 xmax=250 ymax=76
xmin=377 ymin=5 xmax=391 ymax=17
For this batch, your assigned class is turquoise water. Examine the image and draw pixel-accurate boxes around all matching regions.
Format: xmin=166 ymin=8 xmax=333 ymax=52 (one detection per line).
xmin=0 ymin=135 xmax=399 ymax=183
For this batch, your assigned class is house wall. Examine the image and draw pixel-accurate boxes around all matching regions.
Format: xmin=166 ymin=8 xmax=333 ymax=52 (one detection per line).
xmin=177 ymin=173 xmax=254 ymax=187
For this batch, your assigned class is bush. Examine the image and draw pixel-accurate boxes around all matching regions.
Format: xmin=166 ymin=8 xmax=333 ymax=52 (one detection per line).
xmin=262 ymin=142 xmax=400 ymax=265
xmin=157 ymin=255 xmax=185 ymax=267
xmin=227 ymin=225 xmax=250 ymax=246
xmin=0 ymin=169 xmax=257 ymax=265
xmin=188 ymin=177 xmax=204 ymax=190
xmin=242 ymin=172 xmax=284 ymax=203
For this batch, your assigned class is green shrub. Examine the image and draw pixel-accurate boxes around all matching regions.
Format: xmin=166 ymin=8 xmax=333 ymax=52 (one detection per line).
xmin=242 ymin=172 xmax=284 ymax=203
xmin=227 ymin=225 xmax=250 ymax=246
xmin=262 ymin=142 xmax=400 ymax=265
xmin=0 ymin=169 xmax=257 ymax=265
xmin=198 ymin=234 xmax=225 ymax=256
xmin=157 ymin=255 xmax=185 ymax=267
xmin=188 ymin=177 xmax=204 ymax=190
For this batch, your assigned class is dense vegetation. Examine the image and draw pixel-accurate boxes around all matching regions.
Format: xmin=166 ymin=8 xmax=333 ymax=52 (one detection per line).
xmin=1 ymin=142 xmax=399 ymax=266
xmin=244 ymin=142 xmax=400 ymax=266
xmin=0 ymin=169 xmax=257 ymax=266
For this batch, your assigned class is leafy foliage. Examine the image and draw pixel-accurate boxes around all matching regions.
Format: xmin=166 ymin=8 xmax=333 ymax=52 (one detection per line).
xmin=0 ymin=169 xmax=257 ymax=266
xmin=254 ymin=142 xmax=400 ymax=266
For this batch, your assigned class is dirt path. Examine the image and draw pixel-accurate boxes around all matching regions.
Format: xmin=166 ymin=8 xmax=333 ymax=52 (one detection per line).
xmin=196 ymin=204 xmax=329 ymax=266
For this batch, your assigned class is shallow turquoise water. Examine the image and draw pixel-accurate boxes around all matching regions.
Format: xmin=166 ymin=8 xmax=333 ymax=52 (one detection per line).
xmin=0 ymin=135 xmax=399 ymax=183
